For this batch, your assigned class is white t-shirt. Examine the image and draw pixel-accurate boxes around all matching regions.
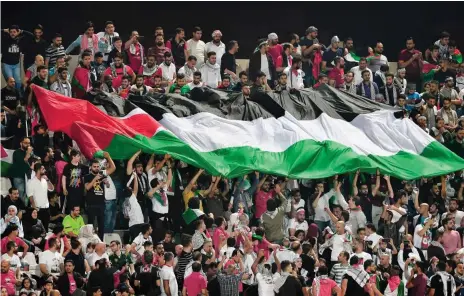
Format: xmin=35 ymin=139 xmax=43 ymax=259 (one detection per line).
xmin=350 ymin=252 xmax=372 ymax=269
xmin=287 ymin=218 xmax=309 ymax=235
xmin=130 ymin=85 xmax=153 ymax=95
xmin=283 ymin=67 xmax=305 ymax=89
xmin=87 ymin=252 xmax=109 ymax=268
xmin=104 ymin=175 xmax=116 ymax=201
xmin=151 ymin=186 xmax=169 ymax=215
xmin=159 ymin=63 xmax=176 ymax=82
xmin=187 ymin=39 xmax=206 ymax=67
xmin=132 ymin=233 xmax=153 ymax=255
xmin=27 ymin=176 xmax=52 ymax=208
xmin=442 ymin=211 xmax=464 ymax=227
xmin=177 ymin=65 xmax=198 ymax=81
xmin=256 ymin=273 xmax=280 ymax=296
xmin=187 ymin=82 xmax=204 ymax=89
xmin=160 ymin=265 xmax=178 ymax=296
xmin=147 ymin=167 xmax=168 ymax=185
xmin=38 ymin=250 xmax=63 ymax=276
xmin=127 ymin=193 xmax=144 ymax=227
xmin=1 ymin=253 xmax=21 ymax=271
xmin=260 ymin=54 xmax=270 ymax=79
xmin=365 ymin=232 xmax=383 ymax=249
xmin=351 ymin=66 xmax=373 ymax=85
xmin=205 ymin=41 xmax=225 ymax=66
xmin=331 ymin=233 xmax=349 ymax=262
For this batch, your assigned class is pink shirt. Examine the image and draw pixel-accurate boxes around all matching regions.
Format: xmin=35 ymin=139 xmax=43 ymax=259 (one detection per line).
xmin=1 ymin=270 xmax=16 ymax=296
xmin=1 ymin=237 xmax=26 ymax=254
xmin=127 ymin=44 xmax=143 ymax=74
xmin=312 ymin=277 xmax=337 ymax=296
xmin=55 ymin=160 xmax=67 ymax=193
xmin=254 ymin=190 xmax=274 ymax=218
xmin=268 ymin=44 xmax=283 ymax=65
xmin=443 ymin=230 xmax=461 ymax=254
xmin=212 ymin=227 xmax=229 ymax=254
xmin=184 ymin=272 xmax=207 ymax=296
xmin=68 ymin=274 xmax=77 ymax=295
xmin=103 ymin=65 xmax=135 ymax=89
xmin=253 ymin=239 xmax=271 ymax=260
xmin=44 ymin=234 xmax=70 ymax=253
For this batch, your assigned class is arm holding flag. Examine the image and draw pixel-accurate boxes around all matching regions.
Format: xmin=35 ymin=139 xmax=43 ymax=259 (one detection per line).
xmin=126 ymin=150 xmax=141 ymax=176
xmin=103 ymin=152 xmax=116 ymax=176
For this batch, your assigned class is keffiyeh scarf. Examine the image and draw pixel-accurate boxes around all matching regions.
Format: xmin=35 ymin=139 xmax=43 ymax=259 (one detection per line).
xmin=360 ymin=82 xmax=377 ymax=100
xmin=344 ymin=266 xmax=370 ymax=288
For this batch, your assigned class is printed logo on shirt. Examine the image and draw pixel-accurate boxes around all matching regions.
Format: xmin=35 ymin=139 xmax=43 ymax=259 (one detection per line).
xmin=8 ymin=44 xmax=19 ymax=54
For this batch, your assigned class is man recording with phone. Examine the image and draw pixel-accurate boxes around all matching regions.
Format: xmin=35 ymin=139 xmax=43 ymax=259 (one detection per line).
xmin=84 ymin=152 xmax=115 ymax=240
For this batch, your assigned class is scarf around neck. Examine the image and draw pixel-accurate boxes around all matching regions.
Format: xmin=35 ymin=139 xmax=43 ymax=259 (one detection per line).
xmin=345 ymin=265 xmax=370 ymax=288
xmin=27 ymin=64 xmax=39 ymax=80
xmin=273 ymin=271 xmax=291 ymax=293
xmin=375 ymin=70 xmax=386 ymax=86
xmin=385 ymin=84 xmax=398 ymax=105
xmin=361 ymin=81 xmax=376 ymax=100
xmin=55 ymin=78 xmax=72 ymax=96
xmin=142 ymin=63 xmax=159 ymax=76
xmin=80 ymin=34 xmax=99 ymax=55
xmin=431 ymin=271 xmax=456 ymax=296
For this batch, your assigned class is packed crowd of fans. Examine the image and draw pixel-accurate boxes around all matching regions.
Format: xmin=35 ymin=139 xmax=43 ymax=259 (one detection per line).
xmin=1 ymin=20 xmax=464 ymax=296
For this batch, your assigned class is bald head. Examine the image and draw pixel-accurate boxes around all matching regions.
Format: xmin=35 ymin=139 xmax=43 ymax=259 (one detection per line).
xmin=6 ymin=77 xmax=15 ymax=88
xmin=336 ymin=221 xmax=345 ymax=234
xmin=1 ymin=259 xmax=10 ymax=273
xmin=95 ymin=243 xmax=106 ymax=254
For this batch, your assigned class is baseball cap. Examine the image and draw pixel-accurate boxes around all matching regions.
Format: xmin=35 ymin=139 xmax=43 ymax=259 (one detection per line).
xmin=268 ymin=33 xmax=278 ymax=40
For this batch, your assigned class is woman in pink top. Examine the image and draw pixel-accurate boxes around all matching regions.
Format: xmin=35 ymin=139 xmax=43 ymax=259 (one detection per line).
xmin=312 ymin=266 xmax=341 ymax=296
xmin=212 ymin=217 xmax=229 ymax=254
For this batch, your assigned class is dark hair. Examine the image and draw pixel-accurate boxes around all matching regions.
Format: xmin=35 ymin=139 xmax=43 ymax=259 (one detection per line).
xmin=33 ymin=163 xmax=43 ymax=173
xmin=194 ymin=219 xmax=204 ymax=230
xmin=177 ymin=73 xmax=186 ymax=80
xmin=442 ymin=217 xmax=451 ymax=225
xmin=380 ymin=64 xmax=389 ymax=72
xmin=416 ymin=261 xmax=426 ymax=272
xmin=71 ymin=239 xmax=81 ymax=249
xmin=8 ymin=187 xmax=18 ymax=194
xmin=192 ymin=251 xmax=202 ymax=261
xmin=181 ymin=234 xmax=192 ymax=247
xmin=155 ymin=33 xmax=163 ymax=40
xmin=266 ymin=198 xmax=277 ymax=212
xmin=350 ymin=255 xmax=359 ymax=265
xmin=143 ymin=241 xmax=153 ymax=248
xmin=227 ymin=40 xmax=238 ymax=51
xmin=366 ymin=223 xmax=376 ymax=232
xmin=57 ymin=67 xmax=68 ymax=74
xmin=361 ymin=69 xmax=370 ymax=76
xmin=141 ymin=223 xmax=151 ymax=234
xmin=113 ymin=36 xmax=121 ymax=43
xmin=114 ymin=52 xmax=124 ymax=60
xmin=292 ymin=54 xmax=302 ymax=64
xmin=437 ymin=261 xmax=447 ymax=271
xmin=280 ymin=260 xmax=292 ymax=271
xmin=192 ymin=262 xmax=202 ymax=272
xmin=340 ymin=251 xmax=350 ymax=261
xmin=37 ymin=65 xmax=47 ymax=72
xmin=150 ymin=178 xmax=159 ymax=189
xmin=359 ymin=57 xmax=367 ymax=63
xmin=318 ymin=265 xmax=328 ymax=275
xmin=440 ymin=31 xmax=450 ymax=39
xmin=406 ymin=37 xmax=415 ymax=43
xmin=394 ymin=190 xmax=407 ymax=203
xmin=341 ymin=210 xmax=350 ymax=222
xmin=70 ymin=149 xmax=80 ymax=159
xmin=164 ymin=51 xmax=172 ymax=58
xmin=53 ymin=33 xmax=62 ymax=40
xmin=104 ymin=21 xmax=114 ymax=27
xmin=207 ymin=51 xmax=216 ymax=58
xmin=187 ymin=55 xmax=197 ymax=62
xmin=64 ymin=259 xmax=75 ymax=266
xmin=193 ymin=71 xmax=201 ymax=77
xmin=449 ymin=40 xmax=457 ymax=48
xmin=256 ymin=71 xmax=267 ymax=80
xmin=89 ymin=158 xmax=100 ymax=166
xmin=215 ymin=216 xmax=225 ymax=227
xmin=10 ymin=25 xmax=20 ymax=31
xmin=175 ymin=27 xmax=184 ymax=35
xmin=222 ymin=75 xmax=230 ymax=82
xmin=227 ymin=237 xmax=236 ymax=248
xmin=239 ymin=71 xmax=247 ymax=78
xmin=188 ymin=197 xmax=200 ymax=209
xmin=85 ymin=21 xmax=94 ymax=31
xmin=385 ymin=73 xmax=394 ymax=79
xmin=193 ymin=26 xmax=202 ymax=33
xmin=143 ymin=250 xmax=153 ymax=263
xmin=6 ymin=241 xmax=16 ymax=251
xmin=48 ymin=237 xmax=58 ymax=248
xmin=364 ymin=259 xmax=374 ymax=270
xmin=81 ymin=51 xmax=92 ymax=59
xmin=53 ymin=224 xmax=64 ymax=235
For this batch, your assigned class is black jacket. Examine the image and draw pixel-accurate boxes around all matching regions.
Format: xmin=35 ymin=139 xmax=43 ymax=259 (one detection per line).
xmin=87 ymin=268 xmax=114 ymax=296
xmin=56 ymin=272 xmax=84 ymax=296
xmin=248 ymin=51 xmax=277 ymax=82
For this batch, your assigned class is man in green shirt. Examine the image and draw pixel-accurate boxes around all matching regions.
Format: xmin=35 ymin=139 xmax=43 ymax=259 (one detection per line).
xmin=9 ymin=136 xmax=33 ymax=202
xmin=109 ymin=240 xmax=134 ymax=273
xmin=63 ymin=205 xmax=85 ymax=237
xmin=169 ymin=73 xmax=190 ymax=95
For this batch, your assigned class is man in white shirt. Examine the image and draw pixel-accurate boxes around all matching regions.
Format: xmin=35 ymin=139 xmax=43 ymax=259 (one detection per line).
xmin=87 ymin=243 xmax=109 ymax=268
xmin=368 ymin=42 xmax=389 ymax=73
xmin=177 ymin=55 xmax=198 ymax=82
xmin=365 ymin=223 xmax=383 ymax=251
xmin=50 ymin=67 xmax=72 ymax=97
xmin=27 ymin=163 xmax=54 ymax=231
xmin=199 ymin=52 xmax=221 ymax=88
xmin=38 ymin=237 xmax=64 ymax=277
xmin=312 ymin=183 xmax=335 ymax=230
xmin=124 ymin=173 xmax=145 ymax=241
xmin=186 ymin=27 xmax=206 ymax=68
xmin=205 ymin=30 xmax=225 ymax=67
xmin=158 ymin=52 xmax=176 ymax=86
xmin=97 ymin=21 xmax=119 ymax=63
xmin=131 ymin=223 xmax=153 ymax=257
xmin=350 ymin=238 xmax=372 ymax=269
xmin=187 ymin=71 xmax=204 ymax=89
xmin=351 ymin=57 xmax=372 ymax=85
xmin=442 ymin=198 xmax=464 ymax=226
xmin=160 ymin=252 xmax=178 ymax=296
xmin=253 ymin=250 xmax=280 ymax=296
xmin=283 ymin=55 xmax=305 ymax=90
xmin=288 ymin=208 xmax=309 ymax=237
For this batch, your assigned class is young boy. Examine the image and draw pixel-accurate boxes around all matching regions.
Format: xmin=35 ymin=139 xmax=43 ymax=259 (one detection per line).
xmin=168 ymin=73 xmax=190 ymax=94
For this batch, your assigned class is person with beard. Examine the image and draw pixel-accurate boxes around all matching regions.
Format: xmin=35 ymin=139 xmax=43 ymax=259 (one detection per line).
xmin=342 ymin=71 xmax=357 ymax=94
xmin=101 ymin=75 xmax=116 ymax=93
xmin=327 ymin=56 xmax=345 ymax=88
xmin=274 ymin=260 xmax=303 ymax=296
xmin=253 ymin=173 xmax=273 ymax=224
xmin=356 ymin=70 xmax=379 ymax=100
xmin=102 ymin=52 xmax=135 ymax=89
xmin=146 ymin=165 xmax=173 ymax=244
xmin=283 ymin=55 xmax=305 ymax=90
xmin=422 ymin=93 xmax=438 ymax=130
xmin=178 ymin=55 xmax=198 ymax=83
xmin=261 ymin=183 xmax=288 ymax=244
xmin=288 ymin=208 xmax=309 ymax=237
xmin=130 ymin=75 xmax=153 ymax=95
xmin=50 ymin=67 xmax=72 ymax=97
xmin=353 ymin=170 xmax=380 ymax=226
xmin=340 ymin=256 xmax=371 ymax=296
xmin=199 ymin=51 xmax=221 ymax=88
xmin=205 ymin=177 xmax=229 ymax=221
xmin=84 ymin=153 xmax=115 ymax=240
xmin=205 ymin=30 xmax=226 ymax=68
xmin=382 ymin=73 xmax=401 ymax=106
xmin=10 ymin=137 xmax=33 ymax=202
xmin=147 ymin=34 xmax=170 ymax=65
xmin=446 ymin=127 xmax=464 ymax=159
xmin=158 ymin=51 xmax=176 ymax=87
xmin=442 ymin=198 xmax=464 ymax=227
xmin=343 ymin=37 xmax=359 ymax=72
xmin=438 ymin=97 xmax=459 ymax=131
xmin=442 ymin=217 xmax=461 ymax=255
xmin=126 ymin=150 xmax=150 ymax=222
xmin=137 ymin=55 xmax=161 ymax=88
xmin=72 ymin=51 xmax=97 ymax=98
xmin=367 ymin=42 xmax=389 ymax=74
xmin=428 ymin=261 xmax=456 ymax=296
xmin=27 ymin=163 xmax=54 ymax=231
xmin=134 ymin=251 xmax=161 ymax=296
xmin=275 ymin=43 xmax=294 ymax=73
xmin=29 ymin=64 xmax=48 ymax=91
xmin=166 ymin=28 xmax=188 ymax=70
xmin=249 ymin=41 xmax=277 ymax=87
xmin=398 ymin=37 xmax=423 ymax=92
xmin=373 ymin=64 xmax=390 ymax=94
xmin=221 ymin=41 xmax=239 ymax=81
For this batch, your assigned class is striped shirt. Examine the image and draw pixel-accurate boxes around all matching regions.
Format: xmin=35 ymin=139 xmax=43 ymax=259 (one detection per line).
xmin=45 ymin=44 xmax=66 ymax=68
xmin=330 ymin=263 xmax=349 ymax=286
xmin=175 ymin=250 xmax=193 ymax=287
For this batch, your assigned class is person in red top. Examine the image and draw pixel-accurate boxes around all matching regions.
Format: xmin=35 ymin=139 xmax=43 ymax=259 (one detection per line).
xmin=0 ymin=224 xmax=28 ymax=257
xmin=124 ymin=30 xmax=144 ymax=73
xmin=275 ymin=43 xmax=293 ymax=73
xmin=1 ymin=260 xmax=20 ymax=296
xmin=182 ymin=262 xmax=207 ymax=296
xmin=138 ymin=55 xmax=161 ymax=87
xmin=328 ymin=56 xmax=345 ymax=88
xmin=212 ymin=217 xmax=229 ymax=255
xmin=44 ymin=224 xmax=71 ymax=256
xmin=267 ymin=33 xmax=283 ymax=65
xmin=147 ymin=34 xmax=171 ymax=65
xmin=398 ymin=37 xmax=423 ymax=92
xmin=103 ymin=52 xmax=135 ymax=89
xmin=254 ymin=174 xmax=274 ymax=221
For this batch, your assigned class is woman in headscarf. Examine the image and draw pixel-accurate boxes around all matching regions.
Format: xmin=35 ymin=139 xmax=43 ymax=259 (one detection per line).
xmin=0 ymin=205 xmax=24 ymax=238
xmin=22 ymin=208 xmax=46 ymax=250
xmin=394 ymin=68 xmax=407 ymax=94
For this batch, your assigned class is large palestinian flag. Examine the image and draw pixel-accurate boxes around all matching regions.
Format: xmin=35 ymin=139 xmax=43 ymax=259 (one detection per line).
xmin=31 ymin=85 xmax=464 ymax=179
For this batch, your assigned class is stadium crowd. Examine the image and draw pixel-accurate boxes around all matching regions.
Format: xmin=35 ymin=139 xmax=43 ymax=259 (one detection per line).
xmin=1 ymin=20 xmax=464 ymax=296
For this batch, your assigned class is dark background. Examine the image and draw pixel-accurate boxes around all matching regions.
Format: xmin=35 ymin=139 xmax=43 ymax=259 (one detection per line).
xmin=2 ymin=1 xmax=462 ymax=60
